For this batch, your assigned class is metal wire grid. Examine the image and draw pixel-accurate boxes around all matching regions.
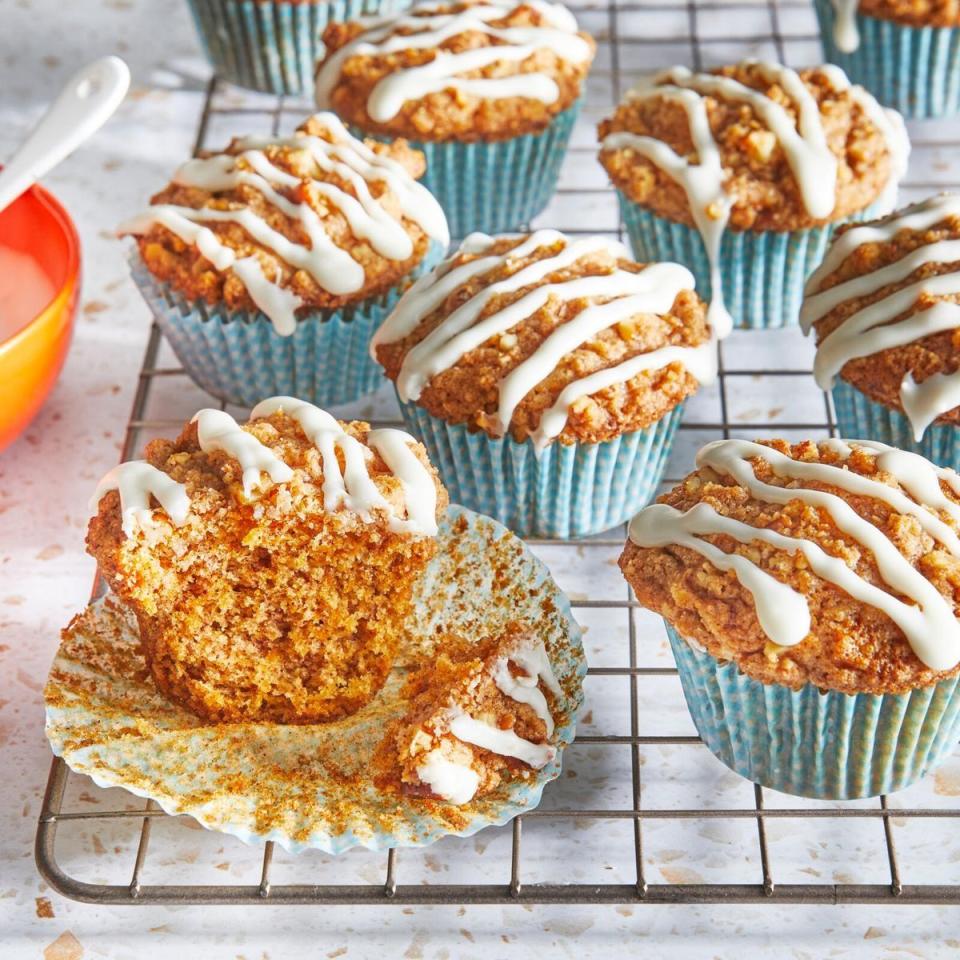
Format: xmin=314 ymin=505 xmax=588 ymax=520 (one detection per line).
xmin=34 ymin=0 xmax=960 ymax=906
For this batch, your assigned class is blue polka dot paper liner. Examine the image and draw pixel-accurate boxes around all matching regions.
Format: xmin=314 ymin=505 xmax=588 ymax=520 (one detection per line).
xmin=832 ymin=378 xmax=960 ymax=471
xmin=397 ymin=397 xmax=684 ymax=539
xmin=814 ymin=0 xmax=960 ymax=118
xmin=44 ymin=506 xmax=585 ymax=855
xmin=666 ymin=622 xmax=960 ymax=799
xmin=129 ymin=245 xmax=442 ymax=409
xmin=185 ymin=0 xmax=412 ymax=96
xmin=358 ymin=102 xmax=580 ymax=239
xmin=618 ymin=191 xmax=884 ymax=330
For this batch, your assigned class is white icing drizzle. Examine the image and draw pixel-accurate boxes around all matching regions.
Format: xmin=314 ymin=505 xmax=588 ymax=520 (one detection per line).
xmin=90 ymin=461 xmax=191 ymax=539
xmin=314 ymin=0 xmax=592 ymax=122
xmin=448 ymin=710 xmax=557 ymax=768
xmin=802 ymin=194 xmax=960 ymax=440
xmin=373 ymin=231 xmax=716 ymax=451
xmin=601 ymin=61 xmax=907 ymax=335
xmin=118 ymin=112 xmax=448 ymax=337
xmin=192 ymin=409 xmax=294 ymax=499
xmin=628 ymin=438 xmax=960 ymax=671
xmin=826 ymin=438 xmax=960 ymax=523
xmin=416 ymin=749 xmax=481 ymax=804
xmin=830 ymin=0 xmax=861 ymax=52
xmin=250 ymin=396 xmax=438 ymax=535
xmin=492 ymin=637 xmax=562 ymax=736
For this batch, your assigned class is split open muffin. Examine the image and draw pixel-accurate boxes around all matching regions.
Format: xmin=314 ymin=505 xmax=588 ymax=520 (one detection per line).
xmin=87 ymin=397 xmax=448 ymax=724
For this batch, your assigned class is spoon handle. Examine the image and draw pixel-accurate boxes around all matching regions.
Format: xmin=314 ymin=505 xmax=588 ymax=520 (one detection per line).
xmin=0 ymin=55 xmax=130 ymax=215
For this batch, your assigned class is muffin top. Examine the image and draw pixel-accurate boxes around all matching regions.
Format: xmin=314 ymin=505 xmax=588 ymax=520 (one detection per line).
xmin=848 ymin=0 xmax=960 ymax=30
xmin=620 ymin=437 xmax=960 ymax=695
xmin=371 ymin=230 xmax=715 ymax=448
xmin=118 ymin=113 xmax=449 ymax=336
xmin=803 ymin=194 xmax=960 ymax=441
xmin=88 ymin=397 xmax=447 ymax=550
xmin=315 ymin=0 xmax=596 ymax=142
xmin=599 ymin=61 xmax=907 ymax=233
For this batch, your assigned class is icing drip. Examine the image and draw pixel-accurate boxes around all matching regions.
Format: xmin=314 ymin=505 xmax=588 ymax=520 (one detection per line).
xmin=416 ymin=749 xmax=481 ymax=804
xmin=629 ymin=439 xmax=960 ymax=671
xmin=802 ymin=194 xmax=960 ymax=440
xmin=90 ymin=461 xmax=191 ymax=539
xmin=118 ymin=112 xmax=449 ymax=337
xmin=314 ymin=0 xmax=592 ymax=122
xmin=492 ymin=638 xmax=562 ymax=736
xmin=448 ymin=710 xmax=557 ymax=768
xmin=601 ymin=61 xmax=906 ymax=334
xmin=192 ymin=409 xmax=294 ymax=499
xmin=373 ymin=231 xmax=716 ymax=451
xmin=830 ymin=0 xmax=861 ymax=52
xmin=250 ymin=396 xmax=438 ymax=535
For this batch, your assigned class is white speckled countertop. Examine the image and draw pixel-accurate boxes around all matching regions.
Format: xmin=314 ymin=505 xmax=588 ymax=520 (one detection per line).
xmin=3 ymin=0 xmax=960 ymax=956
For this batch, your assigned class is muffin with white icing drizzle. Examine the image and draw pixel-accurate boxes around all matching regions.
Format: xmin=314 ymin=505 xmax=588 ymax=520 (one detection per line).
xmin=86 ymin=397 xmax=448 ymax=724
xmin=120 ymin=112 xmax=449 ymax=409
xmin=376 ymin=621 xmax=565 ymax=804
xmin=371 ymin=229 xmax=717 ymax=538
xmin=315 ymin=0 xmax=596 ymax=236
xmin=814 ymin=0 xmax=960 ymax=118
xmin=598 ymin=60 xmax=908 ymax=332
xmin=803 ymin=193 xmax=960 ymax=469
xmin=620 ymin=436 xmax=960 ymax=798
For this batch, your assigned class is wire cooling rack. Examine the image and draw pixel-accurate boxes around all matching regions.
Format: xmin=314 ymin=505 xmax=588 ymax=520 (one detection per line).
xmin=35 ymin=0 xmax=960 ymax=906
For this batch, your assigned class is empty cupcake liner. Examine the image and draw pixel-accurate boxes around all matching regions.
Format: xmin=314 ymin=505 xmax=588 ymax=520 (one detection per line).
xmin=396 ymin=398 xmax=684 ymax=539
xmin=358 ymin=102 xmax=580 ymax=239
xmin=666 ymin=623 xmax=960 ymax=799
xmin=831 ymin=378 xmax=960 ymax=471
xmin=186 ymin=0 xmax=412 ymax=95
xmin=129 ymin=245 xmax=442 ymax=409
xmin=814 ymin=0 xmax=960 ymax=118
xmin=45 ymin=506 xmax=586 ymax=854
xmin=618 ymin=192 xmax=883 ymax=330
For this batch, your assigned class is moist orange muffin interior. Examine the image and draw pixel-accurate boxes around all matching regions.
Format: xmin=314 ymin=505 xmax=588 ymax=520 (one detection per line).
xmin=619 ymin=439 xmax=960 ymax=695
xmin=374 ymin=235 xmax=710 ymax=445
xmin=87 ymin=411 xmax=448 ymax=724
xmin=376 ymin=622 xmax=560 ymax=802
xmin=599 ymin=63 xmax=895 ymax=232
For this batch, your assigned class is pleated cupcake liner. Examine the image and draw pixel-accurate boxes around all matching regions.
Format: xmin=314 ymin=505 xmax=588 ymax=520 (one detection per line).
xmin=396 ymin=397 xmax=683 ymax=539
xmin=357 ymin=102 xmax=580 ymax=239
xmin=618 ymin=192 xmax=884 ymax=331
xmin=831 ymin=378 xmax=960 ymax=471
xmin=814 ymin=0 xmax=960 ymax=118
xmin=666 ymin=623 xmax=960 ymax=799
xmin=129 ymin=244 xmax=442 ymax=409
xmin=186 ymin=0 xmax=411 ymax=95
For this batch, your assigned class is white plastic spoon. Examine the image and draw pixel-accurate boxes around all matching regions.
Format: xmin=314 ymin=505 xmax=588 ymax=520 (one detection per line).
xmin=0 ymin=55 xmax=130 ymax=216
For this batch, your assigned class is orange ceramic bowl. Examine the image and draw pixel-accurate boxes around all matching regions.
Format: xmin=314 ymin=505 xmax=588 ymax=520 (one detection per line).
xmin=0 ymin=182 xmax=80 ymax=452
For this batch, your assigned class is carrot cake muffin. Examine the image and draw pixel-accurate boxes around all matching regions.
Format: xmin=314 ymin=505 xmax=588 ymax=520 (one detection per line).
xmin=803 ymin=193 xmax=960 ymax=468
xmin=377 ymin=622 xmax=563 ymax=803
xmin=315 ymin=0 xmax=596 ymax=235
xmin=119 ymin=111 xmax=449 ymax=407
xmin=598 ymin=60 xmax=909 ymax=331
xmin=371 ymin=229 xmax=717 ymax=537
xmin=620 ymin=436 xmax=960 ymax=797
xmin=87 ymin=397 xmax=448 ymax=724
xmin=815 ymin=0 xmax=960 ymax=118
